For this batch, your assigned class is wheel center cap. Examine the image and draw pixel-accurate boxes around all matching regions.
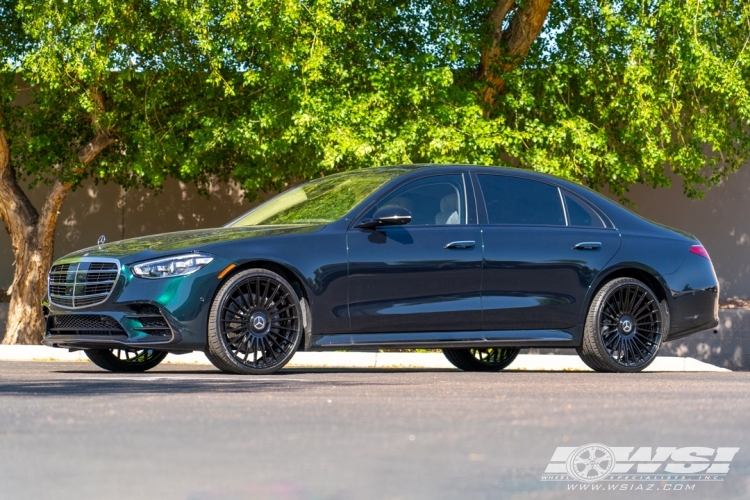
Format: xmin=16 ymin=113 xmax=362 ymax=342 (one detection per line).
xmin=250 ymin=311 xmax=269 ymax=333
xmin=619 ymin=316 xmax=634 ymax=335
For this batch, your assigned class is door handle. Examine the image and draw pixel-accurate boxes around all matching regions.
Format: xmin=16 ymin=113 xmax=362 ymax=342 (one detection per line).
xmin=573 ymin=242 xmax=601 ymax=250
xmin=445 ymin=241 xmax=475 ymax=250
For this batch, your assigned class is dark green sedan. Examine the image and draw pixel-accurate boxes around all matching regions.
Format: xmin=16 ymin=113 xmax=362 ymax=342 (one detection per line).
xmin=43 ymin=165 xmax=719 ymax=374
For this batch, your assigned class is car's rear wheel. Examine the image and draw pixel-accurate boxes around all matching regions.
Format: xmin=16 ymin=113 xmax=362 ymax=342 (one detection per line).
xmin=443 ymin=347 xmax=520 ymax=372
xmin=85 ymin=348 xmax=167 ymax=372
xmin=577 ymin=277 xmax=667 ymax=373
xmin=206 ymin=268 xmax=303 ymax=375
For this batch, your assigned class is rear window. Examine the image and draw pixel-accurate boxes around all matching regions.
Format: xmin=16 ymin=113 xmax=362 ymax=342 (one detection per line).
xmin=477 ymin=175 xmax=565 ymax=226
xmin=564 ymin=193 xmax=605 ymax=228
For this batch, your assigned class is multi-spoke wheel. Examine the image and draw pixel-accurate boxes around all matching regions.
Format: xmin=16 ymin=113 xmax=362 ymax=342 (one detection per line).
xmin=577 ymin=277 xmax=668 ymax=373
xmin=84 ymin=348 xmax=167 ymax=372
xmin=442 ymin=347 xmax=520 ymax=372
xmin=206 ymin=268 xmax=303 ymax=375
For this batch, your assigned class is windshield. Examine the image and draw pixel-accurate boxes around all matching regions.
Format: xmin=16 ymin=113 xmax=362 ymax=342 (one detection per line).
xmin=226 ymin=169 xmax=405 ymax=227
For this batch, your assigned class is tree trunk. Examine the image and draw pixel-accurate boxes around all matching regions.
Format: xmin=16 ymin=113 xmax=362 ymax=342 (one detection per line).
xmin=479 ymin=0 xmax=553 ymax=105
xmin=0 ymin=126 xmax=113 ymax=344
xmin=1 ymin=202 xmax=66 ymax=345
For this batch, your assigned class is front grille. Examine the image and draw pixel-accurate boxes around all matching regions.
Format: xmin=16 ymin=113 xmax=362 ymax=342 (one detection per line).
xmin=125 ymin=304 xmax=173 ymax=338
xmin=47 ymin=314 xmax=126 ymax=337
xmin=48 ymin=259 xmax=119 ymax=308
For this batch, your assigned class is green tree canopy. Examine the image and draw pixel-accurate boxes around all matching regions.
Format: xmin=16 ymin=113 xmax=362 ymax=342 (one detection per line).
xmin=1 ymin=0 xmax=749 ymax=343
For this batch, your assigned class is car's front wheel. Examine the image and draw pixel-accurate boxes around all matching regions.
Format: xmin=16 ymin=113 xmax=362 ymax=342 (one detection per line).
xmin=85 ymin=348 xmax=167 ymax=372
xmin=206 ymin=268 xmax=303 ymax=375
xmin=443 ymin=347 xmax=520 ymax=372
xmin=576 ymin=277 xmax=667 ymax=373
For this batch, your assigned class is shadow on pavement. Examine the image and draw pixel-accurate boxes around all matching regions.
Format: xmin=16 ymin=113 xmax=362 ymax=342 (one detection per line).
xmin=0 ymin=373 xmax=387 ymax=397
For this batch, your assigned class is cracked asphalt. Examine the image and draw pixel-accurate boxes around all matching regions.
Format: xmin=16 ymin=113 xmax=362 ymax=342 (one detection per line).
xmin=0 ymin=361 xmax=748 ymax=500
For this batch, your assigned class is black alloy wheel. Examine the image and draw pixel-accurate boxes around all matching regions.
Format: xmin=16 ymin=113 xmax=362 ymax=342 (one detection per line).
xmin=443 ymin=347 xmax=521 ymax=372
xmin=577 ymin=277 xmax=667 ymax=373
xmin=85 ymin=348 xmax=167 ymax=372
xmin=207 ymin=268 xmax=302 ymax=375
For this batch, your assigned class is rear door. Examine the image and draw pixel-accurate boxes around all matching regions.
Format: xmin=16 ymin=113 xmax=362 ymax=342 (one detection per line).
xmin=475 ymin=173 xmax=620 ymax=330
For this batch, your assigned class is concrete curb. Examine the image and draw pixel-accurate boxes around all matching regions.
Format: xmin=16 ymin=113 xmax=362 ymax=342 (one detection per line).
xmin=0 ymin=346 xmax=730 ymax=372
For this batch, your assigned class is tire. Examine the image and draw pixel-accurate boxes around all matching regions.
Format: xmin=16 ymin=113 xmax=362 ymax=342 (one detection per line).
xmin=206 ymin=268 xmax=303 ymax=375
xmin=576 ymin=277 xmax=668 ymax=373
xmin=203 ymin=347 xmax=233 ymax=373
xmin=85 ymin=348 xmax=167 ymax=372
xmin=443 ymin=347 xmax=520 ymax=372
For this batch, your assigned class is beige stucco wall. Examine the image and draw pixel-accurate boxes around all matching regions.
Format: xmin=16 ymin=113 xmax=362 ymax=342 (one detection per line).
xmin=2 ymin=167 xmax=750 ymax=297
xmin=0 ymin=179 xmax=263 ymax=291
xmin=622 ymin=167 xmax=750 ymax=298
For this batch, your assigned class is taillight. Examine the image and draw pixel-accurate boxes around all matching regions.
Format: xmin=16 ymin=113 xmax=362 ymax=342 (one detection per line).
xmin=689 ymin=245 xmax=710 ymax=260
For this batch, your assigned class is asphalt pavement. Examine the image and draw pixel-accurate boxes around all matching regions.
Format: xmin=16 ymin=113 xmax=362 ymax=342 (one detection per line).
xmin=0 ymin=362 xmax=748 ymax=500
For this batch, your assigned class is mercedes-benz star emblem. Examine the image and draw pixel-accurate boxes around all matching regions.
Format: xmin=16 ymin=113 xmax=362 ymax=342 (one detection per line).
xmin=252 ymin=315 xmax=266 ymax=330
xmin=621 ymin=318 xmax=633 ymax=333
xmin=97 ymin=235 xmax=106 ymax=250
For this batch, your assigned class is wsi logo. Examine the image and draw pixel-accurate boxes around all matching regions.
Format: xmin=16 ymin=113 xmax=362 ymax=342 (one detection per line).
xmin=542 ymin=444 xmax=740 ymax=483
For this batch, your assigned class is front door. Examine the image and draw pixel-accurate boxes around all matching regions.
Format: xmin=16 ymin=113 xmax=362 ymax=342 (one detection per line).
xmin=347 ymin=173 xmax=483 ymax=333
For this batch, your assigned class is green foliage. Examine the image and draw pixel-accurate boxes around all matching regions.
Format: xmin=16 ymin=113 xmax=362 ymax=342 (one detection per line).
xmin=1 ymin=0 xmax=749 ymax=199
xmin=505 ymin=0 xmax=750 ymax=198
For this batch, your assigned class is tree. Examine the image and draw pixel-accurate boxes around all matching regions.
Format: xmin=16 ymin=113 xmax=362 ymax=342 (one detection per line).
xmin=1 ymin=0 xmax=749 ymax=344
xmin=0 ymin=0 xmax=343 ymax=343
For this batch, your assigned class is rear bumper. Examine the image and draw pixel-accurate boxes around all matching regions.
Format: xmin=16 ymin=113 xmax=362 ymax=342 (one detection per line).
xmin=665 ymin=318 xmax=719 ymax=342
xmin=663 ymin=252 xmax=719 ymax=341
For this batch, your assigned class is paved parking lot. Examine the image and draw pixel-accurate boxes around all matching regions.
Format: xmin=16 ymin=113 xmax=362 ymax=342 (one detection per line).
xmin=0 ymin=362 xmax=748 ymax=500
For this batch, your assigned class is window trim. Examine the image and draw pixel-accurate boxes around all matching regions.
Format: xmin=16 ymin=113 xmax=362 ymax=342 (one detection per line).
xmin=558 ymin=187 xmax=569 ymax=226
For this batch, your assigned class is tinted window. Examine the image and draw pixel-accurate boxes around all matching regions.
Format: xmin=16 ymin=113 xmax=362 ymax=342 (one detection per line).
xmin=478 ymin=175 xmax=565 ymax=226
xmin=565 ymin=193 xmax=605 ymax=228
xmin=373 ymin=174 xmax=466 ymax=226
xmin=228 ymin=169 xmax=403 ymax=226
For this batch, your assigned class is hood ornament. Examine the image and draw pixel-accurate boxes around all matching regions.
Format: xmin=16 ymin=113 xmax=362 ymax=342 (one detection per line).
xmin=97 ymin=235 xmax=106 ymax=250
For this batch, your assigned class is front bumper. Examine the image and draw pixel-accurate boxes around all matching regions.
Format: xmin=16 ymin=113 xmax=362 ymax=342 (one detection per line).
xmin=43 ymin=255 xmax=232 ymax=352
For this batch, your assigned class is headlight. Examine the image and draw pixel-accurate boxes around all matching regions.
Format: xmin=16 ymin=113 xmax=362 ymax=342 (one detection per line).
xmin=131 ymin=253 xmax=215 ymax=279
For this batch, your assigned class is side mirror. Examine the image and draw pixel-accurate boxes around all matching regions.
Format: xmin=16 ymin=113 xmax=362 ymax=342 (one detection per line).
xmin=356 ymin=206 xmax=412 ymax=229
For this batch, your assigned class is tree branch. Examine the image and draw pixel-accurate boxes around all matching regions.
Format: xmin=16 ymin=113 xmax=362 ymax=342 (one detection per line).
xmin=479 ymin=0 xmax=552 ymax=105
xmin=77 ymin=130 xmax=115 ymax=165
xmin=37 ymin=179 xmax=72 ymax=242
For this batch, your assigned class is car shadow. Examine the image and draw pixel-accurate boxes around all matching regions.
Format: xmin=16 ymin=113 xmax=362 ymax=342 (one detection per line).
xmin=0 ymin=369 xmax=394 ymax=397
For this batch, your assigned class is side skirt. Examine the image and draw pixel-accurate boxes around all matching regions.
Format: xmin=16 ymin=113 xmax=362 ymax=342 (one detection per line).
xmin=309 ymin=328 xmax=579 ymax=351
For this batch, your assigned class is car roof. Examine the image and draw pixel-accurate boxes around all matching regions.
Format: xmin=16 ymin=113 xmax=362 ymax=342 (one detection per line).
xmin=364 ymin=164 xmax=572 ymax=183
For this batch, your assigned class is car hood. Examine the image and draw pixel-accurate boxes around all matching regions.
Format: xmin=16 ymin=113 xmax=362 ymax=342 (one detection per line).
xmin=61 ymin=225 xmax=324 ymax=262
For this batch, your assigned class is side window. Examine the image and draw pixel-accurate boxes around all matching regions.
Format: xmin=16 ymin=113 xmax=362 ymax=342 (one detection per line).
xmin=373 ymin=174 xmax=466 ymax=226
xmin=478 ymin=175 xmax=565 ymax=226
xmin=564 ymin=193 xmax=605 ymax=228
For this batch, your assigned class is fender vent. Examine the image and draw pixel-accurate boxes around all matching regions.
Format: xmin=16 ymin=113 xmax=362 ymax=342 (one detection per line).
xmin=124 ymin=304 xmax=173 ymax=338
